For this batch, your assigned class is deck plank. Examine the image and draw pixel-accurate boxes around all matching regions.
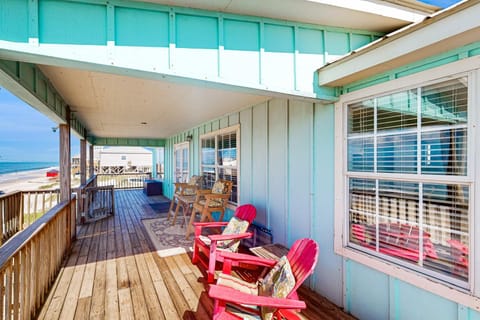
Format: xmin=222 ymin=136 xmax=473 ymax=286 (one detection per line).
xmin=38 ymin=189 xmax=355 ymax=320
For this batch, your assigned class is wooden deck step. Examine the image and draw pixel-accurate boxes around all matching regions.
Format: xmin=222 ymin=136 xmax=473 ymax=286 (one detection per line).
xmin=38 ymin=189 xmax=355 ymax=319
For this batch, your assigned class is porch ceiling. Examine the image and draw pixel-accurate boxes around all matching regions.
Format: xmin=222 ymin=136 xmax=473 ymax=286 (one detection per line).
xmin=39 ymin=65 xmax=270 ymax=139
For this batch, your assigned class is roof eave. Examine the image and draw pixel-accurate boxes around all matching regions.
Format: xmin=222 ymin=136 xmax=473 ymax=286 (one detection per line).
xmin=317 ymin=0 xmax=480 ymax=87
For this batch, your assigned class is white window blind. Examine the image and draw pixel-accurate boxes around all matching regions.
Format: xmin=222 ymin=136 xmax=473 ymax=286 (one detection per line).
xmin=346 ymin=77 xmax=470 ymax=286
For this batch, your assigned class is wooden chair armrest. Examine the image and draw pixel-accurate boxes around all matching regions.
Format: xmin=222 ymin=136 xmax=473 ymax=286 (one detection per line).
xmin=193 ymin=221 xmax=229 ymax=237
xmin=218 ymin=251 xmax=277 ymax=268
xmin=173 ymin=182 xmax=189 ymax=187
xmin=208 ymin=232 xmax=253 ymax=242
xmin=209 ymin=285 xmax=306 ymax=309
xmin=196 ymin=189 xmax=212 ymax=195
xmin=193 ymin=221 xmax=229 ymax=228
xmin=204 ymin=193 xmax=230 ymax=200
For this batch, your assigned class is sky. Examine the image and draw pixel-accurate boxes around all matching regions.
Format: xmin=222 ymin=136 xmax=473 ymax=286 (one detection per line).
xmin=0 ymin=87 xmax=79 ymax=162
xmin=0 ymin=0 xmax=463 ymax=163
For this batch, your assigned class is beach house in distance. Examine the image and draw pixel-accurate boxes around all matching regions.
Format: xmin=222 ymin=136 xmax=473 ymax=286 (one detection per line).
xmin=1 ymin=0 xmax=480 ymax=319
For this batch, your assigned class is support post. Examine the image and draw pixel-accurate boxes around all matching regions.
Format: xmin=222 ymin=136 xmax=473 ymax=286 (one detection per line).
xmin=89 ymin=144 xmax=94 ymax=178
xmin=80 ymin=139 xmax=86 ymax=185
xmin=59 ymin=124 xmax=71 ymax=202
xmin=152 ymin=148 xmax=157 ymax=179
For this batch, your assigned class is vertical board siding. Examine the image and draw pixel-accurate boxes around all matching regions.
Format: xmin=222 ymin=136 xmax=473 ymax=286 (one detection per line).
xmin=240 ymin=109 xmax=254 ymax=204
xmin=251 ymin=102 xmax=268 ymax=225
xmin=346 ymin=260 xmax=390 ymax=319
xmin=267 ymin=99 xmax=288 ymax=244
xmin=287 ymin=100 xmax=313 ymax=246
xmin=313 ymin=103 xmax=343 ymax=304
xmin=165 ymin=97 xmax=336 ymax=295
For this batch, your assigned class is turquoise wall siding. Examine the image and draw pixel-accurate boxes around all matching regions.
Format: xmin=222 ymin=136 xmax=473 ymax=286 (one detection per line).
xmin=164 ymin=98 xmax=342 ymax=305
xmin=0 ymin=0 xmax=381 ymax=99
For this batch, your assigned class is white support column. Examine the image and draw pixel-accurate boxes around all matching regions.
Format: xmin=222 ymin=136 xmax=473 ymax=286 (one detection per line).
xmin=59 ymin=123 xmax=71 ymax=202
xmin=80 ymin=139 xmax=87 ymax=185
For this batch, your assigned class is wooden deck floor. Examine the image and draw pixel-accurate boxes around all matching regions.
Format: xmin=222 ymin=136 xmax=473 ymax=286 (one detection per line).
xmin=38 ymin=189 xmax=355 ymax=320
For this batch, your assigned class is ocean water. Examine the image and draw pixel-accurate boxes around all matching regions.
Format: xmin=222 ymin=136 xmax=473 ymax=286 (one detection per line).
xmin=0 ymin=162 xmax=58 ymax=175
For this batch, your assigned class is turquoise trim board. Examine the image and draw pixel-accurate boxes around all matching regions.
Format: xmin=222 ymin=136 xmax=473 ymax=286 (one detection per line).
xmin=90 ymin=137 xmax=165 ymax=147
xmin=0 ymin=0 xmax=381 ymax=100
xmin=341 ymin=41 xmax=480 ymax=93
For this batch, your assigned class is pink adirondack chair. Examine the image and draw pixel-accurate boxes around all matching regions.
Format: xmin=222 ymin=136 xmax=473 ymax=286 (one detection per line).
xmin=208 ymin=238 xmax=319 ymax=319
xmin=192 ymin=204 xmax=257 ymax=283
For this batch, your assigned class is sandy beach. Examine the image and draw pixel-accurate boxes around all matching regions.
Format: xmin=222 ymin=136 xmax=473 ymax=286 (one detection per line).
xmin=0 ymin=167 xmax=60 ymax=194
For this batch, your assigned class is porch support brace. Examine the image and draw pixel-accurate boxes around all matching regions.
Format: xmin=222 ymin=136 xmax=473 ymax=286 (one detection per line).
xmin=89 ymin=144 xmax=94 ymax=178
xmin=80 ymin=139 xmax=87 ymax=185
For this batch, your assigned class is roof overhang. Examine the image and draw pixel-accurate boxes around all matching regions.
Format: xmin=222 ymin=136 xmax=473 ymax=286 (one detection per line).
xmin=317 ymin=0 xmax=480 ymax=87
xmin=135 ymin=0 xmax=437 ymax=33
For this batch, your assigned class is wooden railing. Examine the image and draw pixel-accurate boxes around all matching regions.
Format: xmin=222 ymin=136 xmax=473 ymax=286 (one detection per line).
xmin=96 ymin=173 xmax=151 ymax=189
xmin=0 ymin=197 xmax=76 ymax=319
xmin=22 ymin=189 xmax=60 ymax=227
xmin=0 ymin=190 xmax=61 ymax=245
xmin=82 ymin=185 xmax=115 ymax=223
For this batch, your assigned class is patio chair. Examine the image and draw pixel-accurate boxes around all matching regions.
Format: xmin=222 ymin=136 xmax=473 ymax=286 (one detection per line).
xmin=186 ymin=179 xmax=233 ymax=238
xmin=167 ymin=175 xmax=203 ymax=225
xmin=192 ymin=204 xmax=257 ymax=283
xmin=208 ymin=238 xmax=319 ymax=320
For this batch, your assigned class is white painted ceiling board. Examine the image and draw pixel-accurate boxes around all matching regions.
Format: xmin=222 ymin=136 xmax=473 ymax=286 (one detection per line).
xmin=39 ymin=65 xmax=270 ymax=139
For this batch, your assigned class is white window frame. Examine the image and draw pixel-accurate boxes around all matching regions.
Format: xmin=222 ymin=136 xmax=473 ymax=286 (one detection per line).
xmin=173 ymin=142 xmax=189 ymax=183
xmin=200 ymin=125 xmax=240 ymax=207
xmin=334 ymin=56 xmax=480 ymax=309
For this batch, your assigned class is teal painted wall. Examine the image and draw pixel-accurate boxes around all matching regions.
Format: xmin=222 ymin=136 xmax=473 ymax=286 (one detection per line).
xmin=0 ymin=0 xmax=381 ymax=99
xmin=164 ymin=98 xmax=343 ymax=305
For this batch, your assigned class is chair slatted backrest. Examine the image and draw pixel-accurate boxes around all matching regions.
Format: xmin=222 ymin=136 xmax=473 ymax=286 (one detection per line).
xmin=286 ymin=238 xmax=319 ymax=298
xmin=234 ymin=204 xmax=257 ymax=224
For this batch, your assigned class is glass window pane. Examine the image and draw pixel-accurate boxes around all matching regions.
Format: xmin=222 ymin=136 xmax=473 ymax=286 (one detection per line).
xmin=423 ymin=183 xmax=469 ymax=281
xmin=348 ymin=137 xmax=374 ymax=172
xmin=377 ymin=133 xmax=417 ymax=173
xmin=421 ymin=128 xmax=467 ymax=176
xmin=377 ymin=89 xmax=418 ymax=132
xmin=348 ymin=100 xmax=374 ymax=135
xmin=421 ymin=78 xmax=467 ymax=127
xmin=218 ymin=132 xmax=237 ymax=167
xmin=201 ymin=137 xmax=215 ymax=166
xmin=218 ymin=167 xmax=238 ymax=203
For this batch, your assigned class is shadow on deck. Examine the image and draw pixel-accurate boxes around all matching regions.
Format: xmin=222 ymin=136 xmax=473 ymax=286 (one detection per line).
xmin=38 ymin=189 xmax=355 ymax=319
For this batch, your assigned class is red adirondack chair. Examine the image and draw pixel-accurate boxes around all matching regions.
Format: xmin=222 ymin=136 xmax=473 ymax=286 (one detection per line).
xmin=192 ymin=204 xmax=257 ymax=283
xmin=209 ymin=238 xmax=319 ymax=319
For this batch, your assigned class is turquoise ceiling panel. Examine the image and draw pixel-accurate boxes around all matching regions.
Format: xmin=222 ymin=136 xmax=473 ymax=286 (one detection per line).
xmin=39 ymin=0 xmax=107 ymax=45
xmin=297 ymin=28 xmax=324 ymax=55
xmin=115 ymin=7 xmax=169 ymax=47
xmin=0 ymin=0 xmax=28 ymax=42
xmin=224 ymin=19 xmax=259 ymax=51
xmin=264 ymin=24 xmax=294 ymax=53
xmin=176 ymin=14 xmax=218 ymax=49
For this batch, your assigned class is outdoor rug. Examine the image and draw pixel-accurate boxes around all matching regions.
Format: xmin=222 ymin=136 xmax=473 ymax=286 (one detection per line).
xmin=142 ymin=217 xmax=193 ymax=257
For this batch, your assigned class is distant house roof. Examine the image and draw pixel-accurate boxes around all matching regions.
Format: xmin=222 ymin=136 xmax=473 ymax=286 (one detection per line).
xmin=100 ymin=146 xmax=152 ymax=155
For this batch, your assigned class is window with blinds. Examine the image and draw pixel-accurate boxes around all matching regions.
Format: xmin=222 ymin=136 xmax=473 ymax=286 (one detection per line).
xmin=173 ymin=142 xmax=189 ymax=183
xmin=346 ymin=77 xmax=470 ymax=286
xmin=200 ymin=126 xmax=239 ymax=204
